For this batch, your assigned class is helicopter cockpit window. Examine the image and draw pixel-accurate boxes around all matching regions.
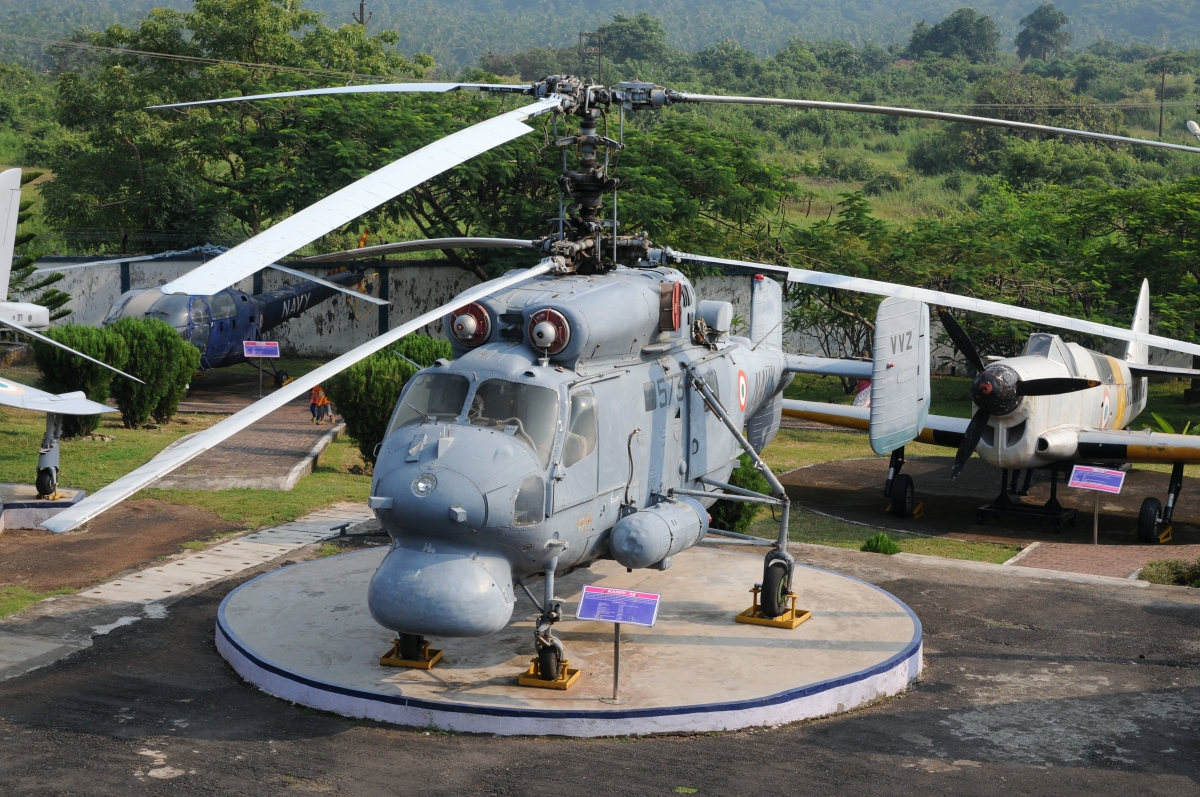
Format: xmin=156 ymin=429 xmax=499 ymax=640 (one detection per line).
xmin=469 ymin=379 xmax=559 ymax=467
xmin=210 ymin=292 xmax=237 ymax=319
xmin=387 ymin=373 xmax=471 ymax=435
xmin=147 ymin=294 xmax=191 ymax=329
xmin=103 ymin=290 xmax=159 ymax=325
xmin=562 ymin=392 xmax=597 ymax=468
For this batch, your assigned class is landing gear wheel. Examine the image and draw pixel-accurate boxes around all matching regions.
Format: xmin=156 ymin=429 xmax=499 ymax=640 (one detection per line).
xmin=35 ymin=467 xmax=56 ymax=498
xmin=891 ymin=474 xmax=915 ymax=518
xmin=398 ymin=633 xmax=425 ymax=662
xmin=537 ymin=644 xmax=561 ymax=681
xmin=273 ymin=369 xmax=290 ymax=388
xmin=760 ymin=561 xmax=790 ymax=618
xmin=1137 ymin=497 xmax=1162 ymax=543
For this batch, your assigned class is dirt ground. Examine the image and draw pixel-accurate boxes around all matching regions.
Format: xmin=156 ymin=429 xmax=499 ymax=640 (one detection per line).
xmin=782 ymin=455 xmax=1200 ymax=547
xmin=0 ymin=500 xmax=243 ymax=591
xmin=0 ymin=543 xmax=1197 ymax=795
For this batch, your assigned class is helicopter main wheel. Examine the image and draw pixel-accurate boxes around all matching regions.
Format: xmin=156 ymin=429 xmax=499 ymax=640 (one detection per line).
xmin=35 ymin=467 xmax=56 ymax=498
xmin=537 ymin=643 xmax=561 ymax=681
xmin=398 ymin=633 xmax=426 ymax=662
xmin=1137 ymin=497 xmax=1162 ymax=543
xmin=273 ymin=369 xmax=290 ymax=388
xmin=760 ymin=561 xmax=790 ymax=618
xmin=890 ymin=474 xmax=915 ymax=519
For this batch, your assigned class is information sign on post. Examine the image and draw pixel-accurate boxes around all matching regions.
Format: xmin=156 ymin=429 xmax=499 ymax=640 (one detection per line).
xmin=1069 ymin=465 xmax=1126 ymax=545
xmin=242 ymin=341 xmax=280 ymax=398
xmin=576 ymin=586 xmax=660 ymax=703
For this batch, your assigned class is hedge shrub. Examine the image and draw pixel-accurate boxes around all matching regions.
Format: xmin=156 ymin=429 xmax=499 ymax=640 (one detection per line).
xmin=861 ymin=532 xmax=901 ymax=555
xmin=326 ymin=334 xmax=451 ymax=463
xmin=30 ymin=324 xmax=128 ymax=437
xmin=107 ymin=317 xmax=196 ymax=428
xmin=709 ymin=453 xmax=771 ymax=535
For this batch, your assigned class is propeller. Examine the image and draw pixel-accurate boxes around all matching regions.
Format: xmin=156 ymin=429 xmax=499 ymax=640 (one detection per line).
xmin=935 ymin=306 xmax=985 ymax=374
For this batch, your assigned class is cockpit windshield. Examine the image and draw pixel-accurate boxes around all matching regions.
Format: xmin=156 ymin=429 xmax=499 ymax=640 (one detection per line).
xmin=388 ymin=373 xmax=471 ymax=436
xmin=1023 ymin=333 xmax=1079 ymax=376
xmin=469 ymin=379 xmax=559 ymax=467
xmin=103 ymin=289 xmax=159 ymax=325
xmin=147 ymin=294 xmax=191 ymax=328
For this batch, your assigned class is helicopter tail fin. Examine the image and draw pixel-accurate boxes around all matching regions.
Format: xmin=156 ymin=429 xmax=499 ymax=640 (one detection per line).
xmin=0 ymin=167 xmax=21 ymax=296
xmin=749 ymin=273 xmax=783 ymax=350
xmin=1125 ymin=279 xmax=1150 ymax=366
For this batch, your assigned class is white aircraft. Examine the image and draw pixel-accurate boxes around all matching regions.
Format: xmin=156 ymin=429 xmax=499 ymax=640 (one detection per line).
xmin=0 ymin=167 xmax=141 ymax=496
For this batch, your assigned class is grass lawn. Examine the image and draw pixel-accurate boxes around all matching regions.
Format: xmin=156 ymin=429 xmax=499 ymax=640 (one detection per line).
xmin=0 ymin=585 xmax=76 ymax=617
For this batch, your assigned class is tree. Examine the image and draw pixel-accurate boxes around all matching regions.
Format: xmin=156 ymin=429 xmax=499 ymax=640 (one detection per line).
xmin=1016 ymin=4 xmax=1072 ymax=62
xmin=30 ymin=325 xmax=128 ymax=437
xmin=594 ymin=13 xmax=667 ymax=63
xmin=107 ymin=317 xmax=196 ymax=428
xmin=907 ymin=8 xmax=1000 ymax=63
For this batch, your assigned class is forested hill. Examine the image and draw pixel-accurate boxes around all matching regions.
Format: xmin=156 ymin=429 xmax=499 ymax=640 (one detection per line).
xmin=3 ymin=0 xmax=1200 ymax=67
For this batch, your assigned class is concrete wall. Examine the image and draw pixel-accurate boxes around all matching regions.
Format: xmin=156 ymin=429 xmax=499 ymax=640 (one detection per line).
xmin=23 ymin=255 xmax=1193 ymax=369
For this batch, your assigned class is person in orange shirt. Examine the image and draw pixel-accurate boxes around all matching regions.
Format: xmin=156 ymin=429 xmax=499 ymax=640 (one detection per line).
xmin=310 ymin=385 xmax=327 ymax=424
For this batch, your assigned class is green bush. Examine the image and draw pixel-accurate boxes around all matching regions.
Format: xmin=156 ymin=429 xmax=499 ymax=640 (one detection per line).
xmin=325 ymin=335 xmax=454 ymax=463
xmin=863 ymin=169 xmax=912 ymax=196
xmin=30 ymin=324 xmax=128 ymax=437
xmin=709 ymin=454 xmax=771 ymax=535
xmin=861 ymin=532 xmax=901 ymax=555
xmin=1139 ymin=558 xmax=1200 ymax=586
xmin=107 ymin=317 xmax=194 ymax=428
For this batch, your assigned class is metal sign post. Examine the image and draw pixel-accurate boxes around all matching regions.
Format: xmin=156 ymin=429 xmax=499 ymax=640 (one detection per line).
xmin=576 ymin=585 xmax=660 ymax=705
xmin=243 ymin=341 xmax=281 ymax=399
xmin=1068 ymin=465 xmax=1126 ymax=545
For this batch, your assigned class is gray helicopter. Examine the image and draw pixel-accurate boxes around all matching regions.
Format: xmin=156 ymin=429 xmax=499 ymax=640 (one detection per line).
xmin=42 ymin=74 xmax=1200 ymax=682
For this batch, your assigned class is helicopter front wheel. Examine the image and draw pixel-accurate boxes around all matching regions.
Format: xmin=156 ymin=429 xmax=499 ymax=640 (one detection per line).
xmin=760 ymin=560 xmax=790 ymax=618
xmin=398 ymin=633 xmax=426 ymax=662
xmin=536 ymin=642 xmax=561 ymax=681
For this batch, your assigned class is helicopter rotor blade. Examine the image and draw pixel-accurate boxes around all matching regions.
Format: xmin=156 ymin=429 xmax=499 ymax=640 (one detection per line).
xmin=39 ymin=261 xmax=557 ymax=534
xmin=1016 ymin=377 xmax=1101 ymax=396
xmin=669 ymin=94 xmax=1200 ymax=155
xmin=303 ymin=237 xmax=540 ymax=263
xmin=147 ymin=82 xmax=533 ymax=110
xmin=0 ymin=318 xmax=143 ymax=384
xmin=267 ymin=264 xmax=389 ymax=306
xmin=661 ymin=249 xmax=1200 ymax=359
xmin=934 ymin=306 xmax=985 ymax=374
xmin=951 ymin=407 xmax=990 ymax=480
xmin=155 ymin=96 xmax=562 ymax=297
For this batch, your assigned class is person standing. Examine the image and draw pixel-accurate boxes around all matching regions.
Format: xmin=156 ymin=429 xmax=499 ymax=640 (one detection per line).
xmin=310 ymin=384 xmax=327 ymax=424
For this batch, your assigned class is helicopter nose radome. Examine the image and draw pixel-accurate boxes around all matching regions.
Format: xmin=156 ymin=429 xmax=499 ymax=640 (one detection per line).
xmin=368 ymin=547 xmax=515 ymax=637
xmin=971 ymin=364 xmax=1021 ymax=416
xmin=378 ymin=466 xmax=486 ymax=533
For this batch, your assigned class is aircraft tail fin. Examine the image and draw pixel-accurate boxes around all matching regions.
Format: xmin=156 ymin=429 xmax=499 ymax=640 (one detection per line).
xmin=1124 ymin=279 xmax=1151 ymax=365
xmin=0 ymin=167 xmax=21 ymax=297
xmin=868 ymin=298 xmax=930 ymax=455
xmin=748 ymin=273 xmax=783 ymax=351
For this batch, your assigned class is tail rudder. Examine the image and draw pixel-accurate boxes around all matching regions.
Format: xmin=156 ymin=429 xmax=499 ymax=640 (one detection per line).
xmin=0 ymin=167 xmax=21 ymax=296
xmin=749 ymin=273 xmax=783 ymax=350
xmin=1125 ymin=279 xmax=1150 ymax=365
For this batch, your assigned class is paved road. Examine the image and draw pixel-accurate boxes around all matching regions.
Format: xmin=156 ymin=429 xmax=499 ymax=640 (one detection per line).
xmin=1 ymin=544 xmax=1197 ymax=795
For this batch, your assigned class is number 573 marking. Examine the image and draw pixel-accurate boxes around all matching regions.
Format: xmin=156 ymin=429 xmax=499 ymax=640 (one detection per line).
xmin=656 ymin=374 xmax=685 ymax=408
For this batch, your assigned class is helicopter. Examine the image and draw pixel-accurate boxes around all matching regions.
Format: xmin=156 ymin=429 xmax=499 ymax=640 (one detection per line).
xmin=31 ymin=244 xmax=388 ymax=384
xmin=39 ymin=75 xmax=1200 ymax=681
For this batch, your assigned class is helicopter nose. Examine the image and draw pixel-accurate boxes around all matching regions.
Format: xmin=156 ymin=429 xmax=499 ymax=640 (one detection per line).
xmin=971 ymin=364 xmax=1021 ymax=416
xmin=378 ymin=466 xmax=487 ymax=533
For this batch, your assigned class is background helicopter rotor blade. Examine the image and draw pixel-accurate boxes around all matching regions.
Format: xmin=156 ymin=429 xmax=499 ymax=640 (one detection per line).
xmin=1016 ymin=377 xmax=1101 ymax=396
xmin=303 ymin=237 xmax=540 ymax=263
xmin=0 ymin=317 xmax=143 ymax=384
xmin=154 ymin=96 xmax=561 ymax=297
xmin=147 ymin=82 xmax=533 ymax=110
xmin=669 ymin=93 xmax=1200 ymax=155
xmin=934 ymin=306 xmax=985 ymax=374
xmin=952 ymin=407 xmax=991 ymax=480
xmin=661 ymin=249 xmax=1200 ymax=359
xmin=39 ymin=261 xmax=556 ymax=534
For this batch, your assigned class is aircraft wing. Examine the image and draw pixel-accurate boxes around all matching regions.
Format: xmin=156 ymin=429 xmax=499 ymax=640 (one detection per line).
xmin=1077 ymin=429 xmax=1200 ymax=463
xmin=0 ymin=376 xmax=115 ymax=415
xmin=781 ymin=399 xmax=968 ymax=448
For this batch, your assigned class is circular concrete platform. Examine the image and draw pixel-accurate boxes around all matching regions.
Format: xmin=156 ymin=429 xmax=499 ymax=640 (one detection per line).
xmin=216 ymin=546 xmax=922 ymax=736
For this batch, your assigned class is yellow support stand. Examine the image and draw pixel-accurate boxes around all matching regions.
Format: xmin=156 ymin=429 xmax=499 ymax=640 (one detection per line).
xmin=517 ymin=658 xmax=581 ymax=690
xmin=1158 ymin=525 xmax=1173 ymax=544
xmin=379 ymin=638 xmax=443 ymax=669
xmin=885 ymin=501 xmax=924 ymax=519
xmin=735 ymin=586 xmax=812 ymax=630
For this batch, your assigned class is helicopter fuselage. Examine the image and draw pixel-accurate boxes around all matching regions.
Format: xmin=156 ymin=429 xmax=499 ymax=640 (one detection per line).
xmin=367 ymin=266 xmax=790 ymax=639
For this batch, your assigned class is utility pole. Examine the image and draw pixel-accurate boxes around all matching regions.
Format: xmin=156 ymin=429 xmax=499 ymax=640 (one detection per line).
xmin=1159 ymin=56 xmax=1167 ymax=138
xmin=578 ymin=31 xmax=603 ymax=83
xmin=352 ymin=0 xmax=372 ymax=27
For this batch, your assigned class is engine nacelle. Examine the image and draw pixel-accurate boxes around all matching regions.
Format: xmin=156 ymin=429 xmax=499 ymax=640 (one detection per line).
xmin=609 ymin=496 xmax=709 ymax=569
xmin=1036 ymin=427 xmax=1079 ymax=460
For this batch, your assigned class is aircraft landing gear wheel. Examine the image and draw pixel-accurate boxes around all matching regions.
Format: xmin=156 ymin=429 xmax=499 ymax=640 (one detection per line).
xmin=891 ymin=474 xmax=915 ymax=518
xmin=1138 ymin=497 xmax=1162 ymax=543
xmin=760 ymin=561 xmax=790 ymax=618
xmin=35 ymin=468 xmax=56 ymax=498
xmin=537 ymin=643 xmax=561 ymax=681
xmin=398 ymin=633 xmax=425 ymax=662
xmin=273 ymin=369 xmax=290 ymax=388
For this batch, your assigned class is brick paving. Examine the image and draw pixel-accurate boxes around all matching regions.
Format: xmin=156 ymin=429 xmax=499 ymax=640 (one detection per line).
xmin=1013 ymin=541 xmax=1200 ymax=579
xmin=154 ymin=404 xmax=343 ymax=490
